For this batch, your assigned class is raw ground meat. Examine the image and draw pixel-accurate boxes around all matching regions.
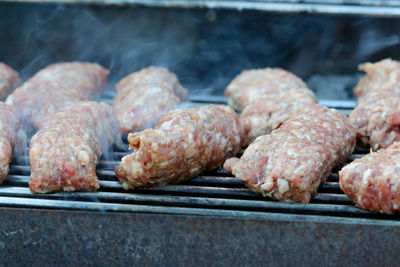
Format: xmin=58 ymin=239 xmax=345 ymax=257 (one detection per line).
xmin=240 ymin=88 xmax=317 ymax=146
xmin=0 ymin=63 xmax=20 ymax=100
xmin=115 ymin=105 xmax=244 ymax=189
xmin=6 ymin=62 xmax=108 ymax=130
xmin=224 ymin=104 xmax=356 ymax=203
xmin=113 ymin=67 xmax=187 ymax=133
xmin=225 ymin=68 xmax=310 ymax=111
xmin=350 ymin=58 xmax=400 ymax=151
xmin=29 ymin=101 xmax=120 ymax=193
xmin=225 ymin=67 xmax=317 ymax=145
xmin=0 ymin=102 xmax=18 ymax=183
xmin=340 ymin=141 xmax=400 ymax=214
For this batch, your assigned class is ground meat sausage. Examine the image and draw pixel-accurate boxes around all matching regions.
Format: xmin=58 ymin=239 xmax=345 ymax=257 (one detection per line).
xmin=240 ymin=88 xmax=317 ymax=146
xmin=6 ymin=62 xmax=108 ymax=129
xmin=0 ymin=63 xmax=20 ymax=100
xmin=113 ymin=67 xmax=187 ymax=133
xmin=115 ymin=105 xmax=244 ymax=189
xmin=339 ymin=141 xmax=400 ymax=214
xmin=225 ymin=68 xmax=317 ymax=145
xmin=225 ymin=68 xmax=312 ymax=111
xmin=350 ymin=58 xmax=400 ymax=151
xmin=29 ymin=101 xmax=120 ymax=193
xmin=353 ymin=58 xmax=400 ymax=101
xmin=224 ymin=104 xmax=356 ymax=203
xmin=0 ymin=102 xmax=18 ymax=183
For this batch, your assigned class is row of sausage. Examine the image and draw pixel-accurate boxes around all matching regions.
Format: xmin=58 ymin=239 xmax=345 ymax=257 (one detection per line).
xmin=0 ymin=58 xmax=399 ymax=214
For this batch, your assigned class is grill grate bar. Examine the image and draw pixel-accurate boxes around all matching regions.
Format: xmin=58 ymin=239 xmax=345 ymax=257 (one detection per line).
xmin=3 ymin=195 xmax=399 ymax=226
xmin=5 ymin=172 xmax=344 ymax=196
xmin=0 ymin=99 xmax=384 ymax=220
xmin=4 ymin=176 xmax=344 ymax=205
xmin=0 ymin=186 xmax=388 ymax=218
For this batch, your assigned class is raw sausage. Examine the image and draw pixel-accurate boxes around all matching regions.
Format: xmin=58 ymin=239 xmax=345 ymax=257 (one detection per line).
xmin=29 ymin=101 xmax=120 ymax=193
xmin=115 ymin=105 xmax=244 ymax=189
xmin=225 ymin=68 xmax=317 ymax=145
xmin=224 ymin=104 xmax=356 ymax=203
xmin=0 ymin=63 xmax=20 ymax=100
xmin=113 ymin=67 xmax=187 ymax=133
xmin=340 ymin=141 xmax=400 ymax=214
xmin=0 ymin=102 xmax=18 ymax=183
xmin=6 ymin=62 xmax=108 ymax=129
xmin=350 ymin=58 xmax=400 ymax=151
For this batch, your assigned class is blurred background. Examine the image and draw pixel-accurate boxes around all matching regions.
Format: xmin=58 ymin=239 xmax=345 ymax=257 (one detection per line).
xmin=1 ymin=1 xmax=400 ymax=99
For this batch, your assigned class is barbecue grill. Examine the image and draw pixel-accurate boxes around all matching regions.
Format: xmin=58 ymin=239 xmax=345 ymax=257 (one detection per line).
xmin=1 ymin=1 xmax=400 ymax=265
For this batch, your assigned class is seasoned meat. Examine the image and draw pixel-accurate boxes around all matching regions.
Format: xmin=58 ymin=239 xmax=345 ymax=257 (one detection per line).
xmin=115 ymin=105 xmax=244 ymax=189
xmin=339 ymin=142 xmax=400 ymax=214
xmin=6 ymin=62 xmax=108 ymax=129
xmin=113 ymin=67 xmax=187 ymax=133
xmin=0 ymin=102 xmax=18 ymax=183
xmin=350 ymin=95 xmax=400 ymax=151
xmin=225 ymin=68 xmax=317 ymax=145
xmin=0 ymin=63 xmax=20 ymax=100
xmin=225 ymin=68 xmax=309 ymax=111
xmin=350 ymin=58 xmax=400 ymax=151
xmin=224 ymin=104 xmax=356 ymax=203
xmin=240 ymin=88 xmax=317 ymax=146
xmin=353 ymin=58 xmax=400 ymax=101
xmin=29 ymin=101 xmax=120 ymax=193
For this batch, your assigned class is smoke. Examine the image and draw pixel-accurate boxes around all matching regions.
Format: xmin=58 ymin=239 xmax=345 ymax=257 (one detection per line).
xmin=356 ymin=30 xmax=400 ymax=60
xmin=2 ymin=4 xmax=400 ymax=95
xmin=13 ymin=129 xmax=29 ymax=164
xmin=1 ymin=3 xmax=400 ymax=157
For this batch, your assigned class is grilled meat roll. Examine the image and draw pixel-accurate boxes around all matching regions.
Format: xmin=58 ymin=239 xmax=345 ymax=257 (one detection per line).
xmin=6 ymin=62 xmax=108 ymax=129
xmin=225 ymin=68 xmax=312 ymax=111
xmin=353 ymin=58 xmax=400 ymax=101
xmin=0 ymin=102 xmax=18 ymax=183
xmin=240 ymin=88 xmax=317 ymax=146
xmin=0 ymin=63 xmax=20 ymax=100
xmin=113 ymin=67 xmax=187 ymax=133
xmin=29 ymin=101 xmax=120 ymax=193
xmin=350 ymin=58 xmax=400 ymax=151
xmin=224 ymin=104 xmax=356 ymax=203
xmin=115 ymin=105 xmax=244 ymax=189
xmin=225 ymin=68 xmax=317 ymax=145
xmin=340 ymin=141 xmax=400 ymax=214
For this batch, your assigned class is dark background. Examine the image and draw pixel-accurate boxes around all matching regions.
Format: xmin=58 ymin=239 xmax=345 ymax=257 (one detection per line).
xmin=1 ymin=2 xmax=400 ymax=99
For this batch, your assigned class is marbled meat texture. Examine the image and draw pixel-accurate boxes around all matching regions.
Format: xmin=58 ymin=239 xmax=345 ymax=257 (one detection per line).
xmin=340 ymin=142 xmax=400 ymax=214
xmin=113 ymin=67 xmax=188 ymax=133
xmin=29 ymin=101 xmax=120 ymax=193
xmin=240 ymin=88 xmax=317 ymax=146
xmin=115 ymin=105 xmax=244 ymax=189
xmin=224 ymin=104 xmax=356 ymax=203
xmin=0 ymin=63 xmax=21 ymax=100
xmin=353 ymin=58 xmax=400 ymax=100
xmin=350 ymin=58 xmax=400 ymax=151
xmin=6 ymin=62 xmax=108 ymax=129
xmin=0 ymin=103 xmax=18 ymax=183
xmin=225 ymin=68 xmax=312 ymax=111
xmin=225 ymin=68 xmax=317 ymax=145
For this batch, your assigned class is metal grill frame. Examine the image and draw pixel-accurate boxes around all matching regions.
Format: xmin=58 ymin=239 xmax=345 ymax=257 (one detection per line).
xmin=2 ymin=0 xmax=400 ymax=17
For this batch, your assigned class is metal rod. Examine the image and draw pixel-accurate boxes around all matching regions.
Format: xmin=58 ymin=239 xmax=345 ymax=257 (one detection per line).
xmin=2 ymin=0 xmax=400 ymax=17
xmin=0 ymin=187 xmax=381 ymax=217
xmin=0 ymin=196 xmax=399 ymax=226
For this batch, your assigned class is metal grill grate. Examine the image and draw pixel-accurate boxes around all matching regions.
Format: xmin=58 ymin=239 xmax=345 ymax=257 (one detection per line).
xmin=1 ymin=96 xmax=399 ymax=221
